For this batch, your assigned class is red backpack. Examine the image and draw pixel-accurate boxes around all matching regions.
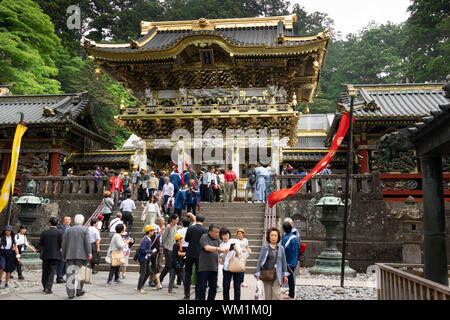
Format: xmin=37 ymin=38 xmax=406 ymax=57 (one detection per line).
xmin=299 ymin=242 xmax=307 ymax=261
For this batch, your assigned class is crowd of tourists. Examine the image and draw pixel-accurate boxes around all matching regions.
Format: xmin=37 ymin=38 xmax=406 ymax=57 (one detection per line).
xmin=0 ymin=162 xmax=305 ymax=300
xmin=0 ymin=212 xmax=302 ymax=300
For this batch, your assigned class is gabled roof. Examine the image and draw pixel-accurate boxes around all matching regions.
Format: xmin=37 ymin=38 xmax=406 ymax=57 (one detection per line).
xmin=338 ymin=83 xmax=446 ymax=119
xmin=65 ymin=150 xmax=135 ymax=165
xmin=0 ymin=93 xmax=88 ymax=125
xmin=82 ymin=14 xmax=331 ymax=59
xmin=0 ymin=92 xmax=113 ymax=147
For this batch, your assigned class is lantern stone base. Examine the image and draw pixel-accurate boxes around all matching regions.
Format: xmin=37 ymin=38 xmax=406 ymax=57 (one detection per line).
xmin=310 ymin=248 xmax=356 ymax=276
xmin=20 ymin=250 xmax=42 ymax=270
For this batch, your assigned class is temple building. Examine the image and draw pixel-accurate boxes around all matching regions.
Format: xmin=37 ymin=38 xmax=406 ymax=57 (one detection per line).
xmin=0 ymin=88 xmax=113 ymax=192
xmin=282 ymin=113 xmax=347 ymax=172
xmin=326 ymin=82 xmax=450 ymax=201
xmin=83 ymin=14 xmax=331 ymax=177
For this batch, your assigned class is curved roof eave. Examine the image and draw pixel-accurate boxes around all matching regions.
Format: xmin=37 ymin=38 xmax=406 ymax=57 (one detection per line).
xmin=83 ymin=33 xmax=330 ymax=62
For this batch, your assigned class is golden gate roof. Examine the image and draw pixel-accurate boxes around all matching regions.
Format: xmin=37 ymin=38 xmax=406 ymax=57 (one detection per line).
xmin=82 ymin=14 xmax=331 ymax=61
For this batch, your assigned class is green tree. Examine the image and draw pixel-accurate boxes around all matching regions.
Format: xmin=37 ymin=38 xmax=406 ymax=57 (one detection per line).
xmin=64 ymin=59 xmax=134 ymax=148
xmin=404 ymin=0 xmax=450 ymax=82
xmin=292 ymin=4 xmax=334 ymax=35
xmin=0 ymin=0 xmax=61 ymax=94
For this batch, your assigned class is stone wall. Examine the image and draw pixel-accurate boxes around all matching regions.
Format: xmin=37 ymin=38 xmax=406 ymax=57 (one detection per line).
xmin=277 ymin=193 xmax=450 ymax=273
xmin=0 ymin=200 xmax=101 ymax=245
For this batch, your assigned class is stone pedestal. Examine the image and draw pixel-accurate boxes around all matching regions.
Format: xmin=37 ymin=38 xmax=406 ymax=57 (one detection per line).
xmin=310 ymin=210 xmax=356 ymax=276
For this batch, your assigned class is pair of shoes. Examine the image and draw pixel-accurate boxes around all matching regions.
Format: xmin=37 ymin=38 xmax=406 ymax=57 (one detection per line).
xmin=68 ymin=296 xmax=75 ymax=299
xmin=4 ymin=284 xmax=9 ymax=289
xmin=183 ymin=296 xmax=190 ymax=300
xmin=92 ymin=270 xmax=98 ymax=274
xmin=121 ymin=274 xmax=126 ymax=279
xmin=137 ymin=289 xmax=147 ymax=294
xmin=114 ymin=279 xmax=122 ymax=284
xmin=148 ymin=280 xmax=156 ymax=287
xmin=76 ymin=291 xmax=85 ymax=297
xmin=241 ymin=283 xmax=248 ymax=288
xmin=106 ymin=281 xmax=115 ymax=287
xmin=18 ymin=276 xmax=25 ymax=280
xmin=154 ymin=285 xmax=162 ymax=290
xmin=44 ymin=289 xmax=53 ymax=294
xmin=56 ymin=279 xmax=65 ymax=284
xmin=168 ymin=290 xmax=176 ymax=295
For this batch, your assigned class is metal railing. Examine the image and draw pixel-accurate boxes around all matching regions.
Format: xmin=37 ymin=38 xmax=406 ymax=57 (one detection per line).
xmin=376 ymin=263 xmax=450 ymax=300
xmin=263 ymin=203 xmax=277 ymax=244
xmin=84 ymin=201 xmax=104 ymax=227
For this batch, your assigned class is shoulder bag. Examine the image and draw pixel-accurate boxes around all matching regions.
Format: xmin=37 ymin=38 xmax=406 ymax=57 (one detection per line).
xmin=111 ymin=250 xmax=125 ymax=266
xmin=229 ymin=255 xmax=246 ymax=273
xmin=259 ymin=246 xmax=277 ymax=282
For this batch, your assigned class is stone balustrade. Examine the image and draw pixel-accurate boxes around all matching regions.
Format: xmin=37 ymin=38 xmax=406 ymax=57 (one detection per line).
xmin=19 ymin=174 xmax=109 ymax=200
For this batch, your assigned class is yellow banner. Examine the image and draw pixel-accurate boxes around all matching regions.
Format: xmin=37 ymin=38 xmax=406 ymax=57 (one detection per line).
xmin=0 ymin=124 xmax=27 ymax=213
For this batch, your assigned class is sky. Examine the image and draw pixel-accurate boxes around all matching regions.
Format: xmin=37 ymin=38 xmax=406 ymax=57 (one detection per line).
xmin=292 ymin=0 xmax=411 ymax=37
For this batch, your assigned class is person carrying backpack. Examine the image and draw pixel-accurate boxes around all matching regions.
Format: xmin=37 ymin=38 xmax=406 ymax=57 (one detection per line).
xmin=245 ymin=165 xmax=256 ymax=203
xmin=281 ymin=222 xmax=299 ymax=300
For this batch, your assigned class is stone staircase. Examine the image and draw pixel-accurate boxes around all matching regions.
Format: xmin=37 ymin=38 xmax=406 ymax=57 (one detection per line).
xmin=97 ymin=202 xmax=267 ymax=274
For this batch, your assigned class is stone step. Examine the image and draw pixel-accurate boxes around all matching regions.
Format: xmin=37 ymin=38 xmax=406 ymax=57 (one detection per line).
xmin=199 ymin=217 xmax=264 ymax=224
xmin=98 ymin=242 xmax=263 ymax=252
xmin=99 ymin=232 xmax=264 ymax=243
xmin=199 ymin=202 xmax=266 ymax=208
xmin=96 ymin=262 xmax=259 ymax=274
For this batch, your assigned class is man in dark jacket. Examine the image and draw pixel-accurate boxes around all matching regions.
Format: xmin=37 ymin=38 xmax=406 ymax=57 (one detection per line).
xmin=39 ymin=217 xmax=63 ymax=294
xmin=183 ymin=214 xmax=207 ymax=300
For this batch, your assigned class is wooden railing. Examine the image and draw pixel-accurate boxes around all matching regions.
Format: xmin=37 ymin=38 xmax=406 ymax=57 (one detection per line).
xmin=376 ymin=263 xmax=450 ymax=300
xmin=20 ymin=175 xmax=110 ymax=200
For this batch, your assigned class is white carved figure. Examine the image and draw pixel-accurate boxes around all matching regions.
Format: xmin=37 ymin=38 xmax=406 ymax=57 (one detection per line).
xmin=277 ymin=85 xmax=287 ymax=103
xmin=211 ymin=87 xmax=227 ymax=98
xmin=144 ymin=88 xmax=152 ymax=100
xmin=179 ymin=86 xmax=188 ymax=103
xmin=200 ymin=88 xmax=212 ymax=98
xmin=268 ymin=83 xmax=277 ymax=104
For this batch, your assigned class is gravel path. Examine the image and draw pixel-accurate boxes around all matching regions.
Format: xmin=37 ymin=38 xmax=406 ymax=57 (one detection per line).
xmin=294 ymin=268 xmax=377 ymax=300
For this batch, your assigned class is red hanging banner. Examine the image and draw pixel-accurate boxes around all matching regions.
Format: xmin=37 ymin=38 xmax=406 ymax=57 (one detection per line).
xmin=268 ymin=112 xmax=352 ymax=208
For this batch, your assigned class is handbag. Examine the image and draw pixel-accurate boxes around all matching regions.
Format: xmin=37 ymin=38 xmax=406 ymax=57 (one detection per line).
xmin=229 ymin=256 xmax=246 ymax=273
xmin=259 ymin=245 xmax=277 ymax=281
xmin=111 ymin=250 xmax=125 ymax=266
xmin=79 ymin=266 xmax=92 ymax=284
xmin=259 ymin=268 xmax=276 ymax=281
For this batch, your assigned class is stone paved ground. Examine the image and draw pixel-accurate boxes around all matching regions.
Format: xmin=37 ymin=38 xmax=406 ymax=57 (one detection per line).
xmin=0 ymin=268 xmax=377 ymax=300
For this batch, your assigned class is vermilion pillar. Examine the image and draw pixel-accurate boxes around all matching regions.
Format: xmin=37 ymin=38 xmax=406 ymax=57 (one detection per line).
xmin=50 ymin=152 xmax=59 ymax=176
xmin=359 ymin=149 xmax=369 ymax=174
xmin=358 ymin=133 xmax=369 ymax=174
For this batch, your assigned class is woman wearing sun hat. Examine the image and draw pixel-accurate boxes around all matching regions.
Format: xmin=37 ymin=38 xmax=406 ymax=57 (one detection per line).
xmin=235 ymin=228 xmax=251 ymax=288
xmin=0 ymin=225 xmax=21 ymax=288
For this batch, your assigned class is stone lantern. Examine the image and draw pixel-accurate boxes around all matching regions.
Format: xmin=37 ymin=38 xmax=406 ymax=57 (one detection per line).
xmin=13 ymin=180 xmax=50 ymax=265
xmin=309 ymin=179 xmax=356 ymax=276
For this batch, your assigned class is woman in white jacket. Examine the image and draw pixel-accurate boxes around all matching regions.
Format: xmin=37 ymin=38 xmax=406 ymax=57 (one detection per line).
xmin=141 ymin=195 xmax=161 ymax=232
